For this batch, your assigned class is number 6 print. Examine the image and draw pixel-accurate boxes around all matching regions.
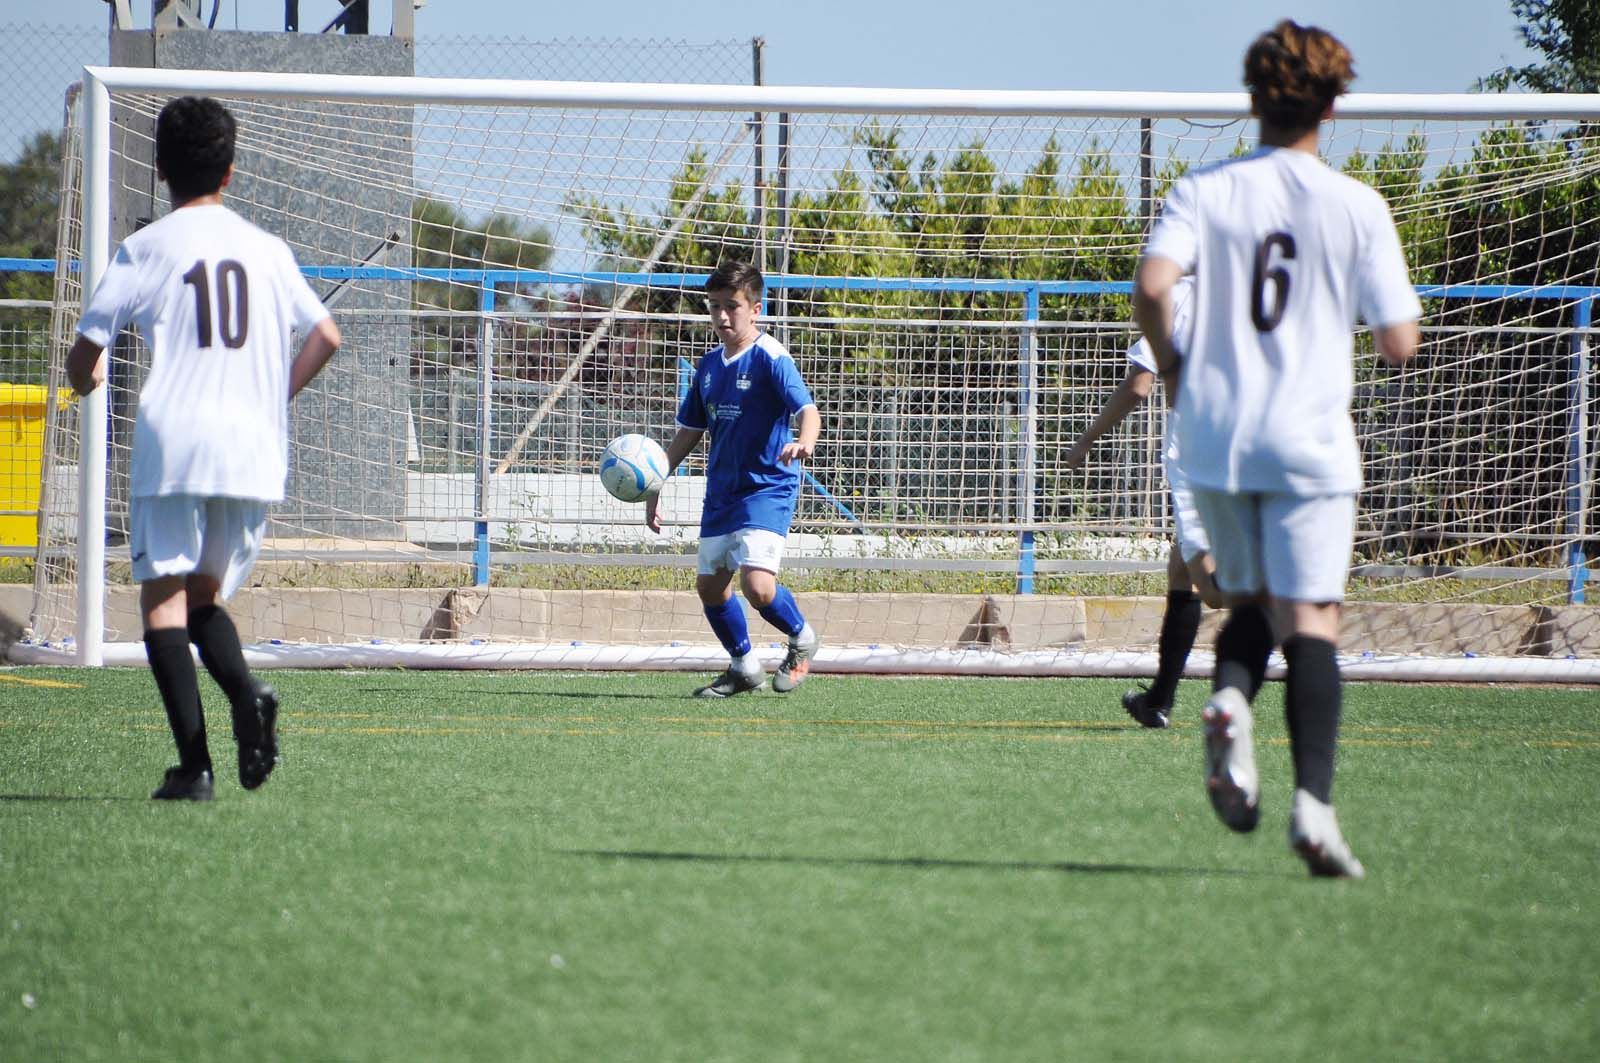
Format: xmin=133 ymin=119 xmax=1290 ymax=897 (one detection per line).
xmin=1251 ymin=231 xmax=1295 ymax=333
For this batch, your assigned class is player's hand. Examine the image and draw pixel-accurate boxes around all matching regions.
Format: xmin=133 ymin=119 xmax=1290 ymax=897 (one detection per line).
xmin=779 ymin=441 xmax=814 ymax=464
xmin=1063 ymin=442 xmax=1088 ymax=470
xmin=645 ymin=492 xmax=663 ymax=534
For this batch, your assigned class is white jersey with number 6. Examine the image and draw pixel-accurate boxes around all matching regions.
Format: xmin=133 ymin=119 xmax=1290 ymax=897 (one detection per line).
xmin=76 ymin=204 xmax=330 ymax=502
xmin=1145 ymin=146 xmax=1421 ymax=496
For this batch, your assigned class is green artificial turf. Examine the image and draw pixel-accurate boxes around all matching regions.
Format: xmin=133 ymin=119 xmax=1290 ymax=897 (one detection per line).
xmin=2 ymin=667 xmax=1595 ymax=1061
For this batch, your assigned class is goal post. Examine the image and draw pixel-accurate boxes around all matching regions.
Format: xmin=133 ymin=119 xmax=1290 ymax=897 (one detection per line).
xmin=21 ymin=65 xmax=1600 ymax=679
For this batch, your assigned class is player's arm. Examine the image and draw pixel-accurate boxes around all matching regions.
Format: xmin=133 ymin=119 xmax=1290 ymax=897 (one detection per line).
xmin=289 ymin=316 xmax=342 ymax=398
xmin=1064 ymin=367 xmax=1155 ymax=469
xmin=779 ymin=405 xmax=820 ymax=463
xmin=1132 ymin=254 xmax=1185 ymax=384
xmin=66 ymin=336 xmax=107 ymax=396
xmin=69 ymin=241 xmax=144 ymax=396
xmin=1361 ymin=201 xmax=1424 ymax=370
xmin=1373 ymin=320 xmax=1420 ymax=367
xmin=645 ymin=425 xmax=704 ymax=534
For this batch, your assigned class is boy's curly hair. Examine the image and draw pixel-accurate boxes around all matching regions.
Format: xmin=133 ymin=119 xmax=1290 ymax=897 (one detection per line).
xmin=156 ymin=96 xmax=236 ymax=201
xmin=1244 ymin=20 xmax=1355 ymax=132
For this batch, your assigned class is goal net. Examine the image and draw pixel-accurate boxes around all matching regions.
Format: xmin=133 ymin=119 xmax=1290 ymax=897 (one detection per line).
xmin=19 ymin=69 xmax=1600 ymax=680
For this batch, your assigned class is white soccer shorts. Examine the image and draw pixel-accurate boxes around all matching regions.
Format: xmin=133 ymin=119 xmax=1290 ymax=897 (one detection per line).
xmin=697 ymin=527 xmax=787 ymax=576
xmin=1190 ymin=489 xmax=1355 ymax=602
xmin=129 ymin=494 xmax=267 ymax=600
xmin=1165 ymin=455 xmax=1210 ymax=563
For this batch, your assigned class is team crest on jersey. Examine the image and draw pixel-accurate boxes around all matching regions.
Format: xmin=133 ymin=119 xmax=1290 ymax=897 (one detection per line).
xmin=736 ymin=377 xmax=751 ymax=391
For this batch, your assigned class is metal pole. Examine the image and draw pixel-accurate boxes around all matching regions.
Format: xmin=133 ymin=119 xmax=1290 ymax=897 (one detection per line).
xmin=1567 ymin=298 xmax=1592 ymax=603
xmin=391 ymin=0 xmax=414 ymax=39
xmin=751 ymin=37 xmax=766 ymax=274
xmin=1140 ymin=116 xmax=1157 ymax=525
xmin=1017 ymin=285 xmax=1040 ymax=594
xmin=1139 ymin=117 xmax=1154 ymax=234
xmin=775 ymin=111 xmax=791 ymax=339
xmin=77 ymin=73 xmax=112 ymax=666
xmin=475 ymin=281 xmax=495 ymax=588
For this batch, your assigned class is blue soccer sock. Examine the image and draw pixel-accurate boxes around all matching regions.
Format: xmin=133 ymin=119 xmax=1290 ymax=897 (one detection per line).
xmin=704 ymin=598 xmax=752 ymax=658
xmin=756 ymin=584 xmax=806 ymax=639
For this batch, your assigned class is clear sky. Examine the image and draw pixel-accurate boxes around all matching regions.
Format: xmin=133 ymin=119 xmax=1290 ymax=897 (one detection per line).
xmin=35 ymin=0 xmax=1539 ymax=92
xmin=0 ymin=1 xmax=1546 ymax=167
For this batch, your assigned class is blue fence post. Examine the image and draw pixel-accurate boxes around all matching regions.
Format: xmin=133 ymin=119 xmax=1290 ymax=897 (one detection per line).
xmin=474 ymin=279 xmax=495 ymax=589
xmin=1567 ymin=298 xmax=1592 ymax=604
xmin=1017 ymin=285 xmax=1040 ymax=594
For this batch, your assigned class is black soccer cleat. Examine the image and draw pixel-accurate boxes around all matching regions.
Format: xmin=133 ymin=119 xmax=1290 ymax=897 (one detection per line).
xmin=1121 ymin=686 xmax=1172 ymax=729
xmin=152 ymin=766 xmax=214 ymax=802
xmin=693 ymin=665 xmax=766 ymax=699
xmin=237 ymin=682 xmax=280 ymax=791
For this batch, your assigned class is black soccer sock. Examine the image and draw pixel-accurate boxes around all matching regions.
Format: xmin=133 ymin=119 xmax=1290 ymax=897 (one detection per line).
xmin=1147 ymin=589 xmax=1201 ymax=707
xmin=188 ymin=604 xmax=258 ymax=745
xmin=1282 ymin=635 xmax=1343 ymax=804
xmin=1213 ymin=602 xmax=1273 ymax=701
xmin=145 ymin=627 xmax=210 ymax=773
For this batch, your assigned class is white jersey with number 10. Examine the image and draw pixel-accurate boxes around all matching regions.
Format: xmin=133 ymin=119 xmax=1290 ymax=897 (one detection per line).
xmin=76 ymin=203 xmax=330 ymax=503
xmin=1145 ymin=146 xmax=1421 ymax=496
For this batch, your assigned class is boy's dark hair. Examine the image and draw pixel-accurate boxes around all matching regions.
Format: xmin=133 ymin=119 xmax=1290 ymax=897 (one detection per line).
xmin=705 ymin=260 xmax=764 ymax=302
xmin=155 ymin=96 xmax=237 ymax=201
xmin=1244 ymin=20 xmax=1354 ymax=133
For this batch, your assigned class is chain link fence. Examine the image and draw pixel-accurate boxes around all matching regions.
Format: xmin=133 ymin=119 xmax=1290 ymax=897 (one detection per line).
xmin=0 ymin=21 xmax=758 ymax=557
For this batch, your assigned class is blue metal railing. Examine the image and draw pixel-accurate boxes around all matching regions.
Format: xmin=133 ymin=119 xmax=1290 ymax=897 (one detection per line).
xmin=6 ymin=258 xmax=1597 ymax=600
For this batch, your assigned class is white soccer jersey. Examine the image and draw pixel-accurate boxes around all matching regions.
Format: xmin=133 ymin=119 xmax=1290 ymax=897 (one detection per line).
xmin=1145 ymin=146 xmax=1422 ymax=495
xmin=77 ymin=204 xmax=330 ymax=501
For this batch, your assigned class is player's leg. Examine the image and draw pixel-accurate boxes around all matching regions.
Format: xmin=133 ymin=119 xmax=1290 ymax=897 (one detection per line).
xmin=1189 ymin=489 xmax=1270 ymax=832
xmin=693 ymin=535 xmax=763 ymax=697
xmin=1265 ymin=493 xmax=1365 ymax=878
xmin=187 ymin=498 xmax=277 ymax=788
xmin=1124 ymin=542 xmax=1200 ymax=728
xmin=133 ymin=495 xmax=213 ymax=801
xmin=1188 ymin=552 xmax=1225 ymax=610
xmin=735 ymin=530 xmax=818 ymax=693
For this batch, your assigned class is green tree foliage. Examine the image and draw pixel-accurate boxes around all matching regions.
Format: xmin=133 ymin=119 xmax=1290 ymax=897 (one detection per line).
xmin=568 ymin=146 xmax=752 ymax=315
xmin=411 ymin=196 xmax=553 ymax=314
xmin=0 ymin=132 xmax=62 ymax=330
xmin=1479 ymin=0 xmax=1600 ymax=92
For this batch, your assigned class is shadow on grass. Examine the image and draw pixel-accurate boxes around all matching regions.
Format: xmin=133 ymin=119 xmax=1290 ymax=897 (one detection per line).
xmin=0 ymin=793 xmax=146 ymax=803
xmin=352 ymin=686 xmax=684 ymax=702
xmin=560 ymin=847 xmax=1269 ymax=879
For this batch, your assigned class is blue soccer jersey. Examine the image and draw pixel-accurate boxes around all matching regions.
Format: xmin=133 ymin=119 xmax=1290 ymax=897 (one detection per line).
xmin=676 ymin=332 xmax=816 ymax=537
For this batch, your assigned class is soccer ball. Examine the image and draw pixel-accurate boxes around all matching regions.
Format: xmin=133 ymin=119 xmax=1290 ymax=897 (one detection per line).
xmin=599 ymin=433 xmax=669 ymax=503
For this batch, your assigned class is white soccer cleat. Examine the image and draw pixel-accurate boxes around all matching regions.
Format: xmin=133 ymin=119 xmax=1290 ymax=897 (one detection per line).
xmin=1289 ymin=789 xmax=1366 ymax=880
xmin=772 ymin=625 xmax=819 ymax=693
xmin=1202 ymin=687 xmax=1260 ymax=833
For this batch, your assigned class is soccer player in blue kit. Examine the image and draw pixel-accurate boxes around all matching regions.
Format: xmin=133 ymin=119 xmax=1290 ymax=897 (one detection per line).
xmin=646 ymin=261 xmax=822 ymax=697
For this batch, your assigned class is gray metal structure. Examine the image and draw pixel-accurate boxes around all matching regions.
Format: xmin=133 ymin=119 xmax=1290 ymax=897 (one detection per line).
xmin=103 ymin=11 xmax=415 ymax=539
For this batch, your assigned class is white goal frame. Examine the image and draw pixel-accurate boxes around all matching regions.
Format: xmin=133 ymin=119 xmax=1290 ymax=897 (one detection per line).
xmin=58 ymin=65 xmax=1600 ymax=680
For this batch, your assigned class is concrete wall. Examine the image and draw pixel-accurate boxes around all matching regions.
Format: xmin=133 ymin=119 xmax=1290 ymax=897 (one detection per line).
xmin=8 ymin=580 xmax=1594 ymax=661
xmin=103 ymin=28 xmax=414 ymax=540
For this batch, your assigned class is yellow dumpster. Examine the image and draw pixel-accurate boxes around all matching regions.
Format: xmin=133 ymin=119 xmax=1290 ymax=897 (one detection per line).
xmin=0 ymin=383 xmax=69 ymax=548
